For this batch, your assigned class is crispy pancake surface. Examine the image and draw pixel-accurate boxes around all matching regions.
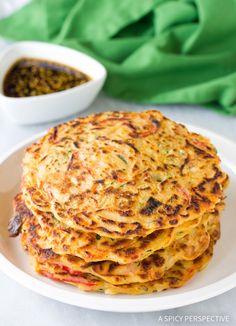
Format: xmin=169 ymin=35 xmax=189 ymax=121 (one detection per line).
xmin=22 ymin=111 xmax=227 ymax=238
xmin=21 ymin=207 xmax=216 ymax=285
xmin=18 ymin=194 xmax=215 ymax=264
xmin=23 ymin=233 xmax=216 ymax=294
xmin=9 ymin=110 xmax=228 ymax=295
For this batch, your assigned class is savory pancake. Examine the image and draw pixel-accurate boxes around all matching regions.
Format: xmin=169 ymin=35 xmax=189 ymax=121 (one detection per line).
xmin=20 ymin=206 xmax=219 ymax=285
xmin=35 ymin=240 xmax=214 ymax=295
xmin=9 ymin=110 xmax=228 ymax=295
xmin=21 ymin=111 xmax=227 ymax=238
xmin=16 ymin=194 xmax=222 ymax=264
xmin=22 ymin=225 xmax=210 ymax=285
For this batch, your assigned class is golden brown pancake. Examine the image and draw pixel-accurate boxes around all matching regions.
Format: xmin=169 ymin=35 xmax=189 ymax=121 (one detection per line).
xmin=16 ymin=194 xmax=222 ymax=264
xmin=20 ymin=203 xmax=219 ymax=285
xmin=22 ymin=111 xmax=227 ymax=238
xmin=34 ymin=241 xmax=215 ymax=295
xmin=8 ymin=110 xmax=228 ymax=295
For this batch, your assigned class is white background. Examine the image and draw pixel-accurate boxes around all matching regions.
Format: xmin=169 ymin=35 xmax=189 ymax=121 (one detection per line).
xmin=0 ymin=7 xmax=236 ymax=325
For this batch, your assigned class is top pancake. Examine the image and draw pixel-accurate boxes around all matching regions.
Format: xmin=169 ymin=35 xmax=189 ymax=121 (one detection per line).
xmin=22 ymin=110 xmax=228 ymax=238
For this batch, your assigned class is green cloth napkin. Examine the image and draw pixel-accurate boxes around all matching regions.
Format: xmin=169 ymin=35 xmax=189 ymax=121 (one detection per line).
xmin=1 ymin=0 xmax=236 ymax=114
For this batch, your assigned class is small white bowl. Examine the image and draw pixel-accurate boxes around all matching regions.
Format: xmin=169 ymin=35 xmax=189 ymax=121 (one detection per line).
xmin=0 ymin=41 xmax=107 ymax=125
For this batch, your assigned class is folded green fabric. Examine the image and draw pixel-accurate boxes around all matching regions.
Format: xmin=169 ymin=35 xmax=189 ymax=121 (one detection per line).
xmin=1 ymin=0 xmax=236 ymax=114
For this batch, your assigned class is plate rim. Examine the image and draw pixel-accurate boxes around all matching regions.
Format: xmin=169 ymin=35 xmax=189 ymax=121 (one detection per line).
xmin=0 ymin=124 xmax=236 ymax=313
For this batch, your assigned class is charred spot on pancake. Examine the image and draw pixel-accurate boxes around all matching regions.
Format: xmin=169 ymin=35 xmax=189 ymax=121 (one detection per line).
xmin=125 ymin=142 xmax=139 ymax=153
xmin=152 ymin=254 xmax=165 ymax=267
xmin=123 ymin=247 xmax=136 ymax=256
xmin=180 ymin=156 xmax=189 ymax=175
xmin=118 ymin=222 xmax=125 ymax=228
xmin=62 ymin=228 xmax=71 ymax=234
xmin=108 ymin=262 xmax=119 ymax=273
xmin=29 ymin=223 xmax=37 ymax=233
xmin=190 ymin=196 xmax=200 ymax=212
xmin=198 ymin=195 xmax=211 ymax=204
xmin=101 ymin=218 xmax=115 ymax=225
xmin=173 ymin=270 xmax=183 ymax=278
xmin=139 ymin=273 xmax=148 ymax=279
xmin=110 ymin=239 xmax=127 ymax=249
xmin=14 ymin=194 xmax=32 ymax=218
xmin=193 ymin=255 xmax=203 ymax=264
xmin=211 ymin=182 xmax=220 ymax=194
xmin=180 ymin=213 xmax=189 ymax=219
xmin=125 ymin=222 xmax=142 ymax=236
xmin=101 ymin=227 xmax=112 ymax=234
xmin=67 ymin=153 xmax=75 ymax=170
xmin=150 ymin=118 xmax=160 ymax=129
xmin=70 ymin=121 xmax=81 ymax=127
xmin=141 ymin=260 xmax=152 ymax=271
xmin=140 ymin=197 xmax=162 ymax=215
xmin=197 ymin=181 xmax=206 ymax=192
xmin=95 ymin=180 xmax=105 ymax=184
xmin=155 ymin=271 xmax=162 ymax=279
xmin=212 ymin=229 xmax=220 ymax=242
xmin=156 ymin=217 xmax=164 ymax=226
xmin=40 ymin=248 xmax=58 ymax=259
xmin=111 ymin=139 xmax=123 ymax=145
xmin=73 ymin=216 xmax=82 ymax=224
xmin=119 ymin=210 xmax=133 ymax=217
xmin=186 ymin=140 xmax=213 ymax=158
xmin=49 ymin=127 xmax=58 ymax=141
xmin=8 ymin=214 xmax=24 ymax=237
xmin=8 ymin=195 xmax=32 ymax=237
xmin=67 ymin=255 xmax=81 ymax=263
xmin=111 ymin=171 xmax=118 ymax=180
xmin=73 ymin=141 xmax=79 ymax=148
xmin=140 ymin=230 xmax=161 ymax=247
xmin=206 ymin=165 xmax=223 ymax=181
xmin=169 ymin=277 xmax=179 ymax=286
xmin=28 ymin=223 xmax=40 ymax=239
xmin=63 ymin=245 xmax=68 ymax=251
xmin=169 ymin=219 xmax=178 ymax=225
xmin=164 ymin=204 xmax=182 ymax=217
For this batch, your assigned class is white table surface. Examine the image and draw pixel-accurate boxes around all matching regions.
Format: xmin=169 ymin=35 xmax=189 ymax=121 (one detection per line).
xmin=0 ymin=39 xmax=236 ymax=326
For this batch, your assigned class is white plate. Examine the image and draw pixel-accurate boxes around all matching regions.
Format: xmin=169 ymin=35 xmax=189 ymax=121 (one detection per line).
xmin=0 ymin=125 xmax=235 ymax=313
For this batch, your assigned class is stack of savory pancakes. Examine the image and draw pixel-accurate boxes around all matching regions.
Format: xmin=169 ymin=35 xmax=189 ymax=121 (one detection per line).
xmin=9 ymin=111 xmax=228 ymax=295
